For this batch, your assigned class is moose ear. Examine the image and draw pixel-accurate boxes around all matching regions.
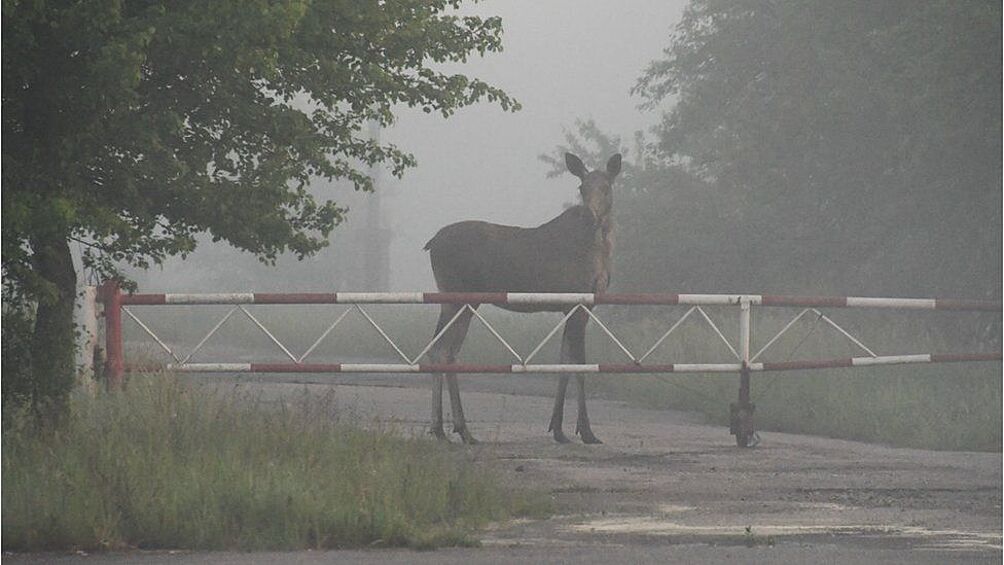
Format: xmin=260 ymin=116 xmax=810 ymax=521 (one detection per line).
xmin=565 ymin=153 xmax=588 ymax=179
xmin=606 ymin=154 xmax=622 ymax=178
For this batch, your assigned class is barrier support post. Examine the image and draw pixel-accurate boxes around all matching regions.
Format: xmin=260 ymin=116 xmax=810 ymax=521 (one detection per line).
xmin=731 ymin=298 xmax=756 ymax=447
xmin=74 ymin=285 xmax=98 ymax=394
xmin=98 ymin=280 xmax=125 ymax=390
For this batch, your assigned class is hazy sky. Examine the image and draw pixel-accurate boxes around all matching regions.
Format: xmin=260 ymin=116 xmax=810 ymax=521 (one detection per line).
xmin=380 ymin=0 xmax=687 ymax=289
xmin=126 ymin=1 xmax=688 ymax=291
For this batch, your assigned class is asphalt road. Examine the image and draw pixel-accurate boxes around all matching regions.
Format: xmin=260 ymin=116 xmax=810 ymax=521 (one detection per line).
xmin=8 ymin=371 xmax=1002 ymax=564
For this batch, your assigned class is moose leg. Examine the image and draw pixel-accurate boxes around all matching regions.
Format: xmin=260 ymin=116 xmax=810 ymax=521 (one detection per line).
xmin=443 ymin=306 xmax=477 ymax=444
xmin=549 ymin=308 xmax=586 ymax=443
xmin=568 ymin=308 xmax=601 ymax=444
xmin=428 ymin=304 xmax=462 ymax=440
xmin=431 ymin=374 xmax=446 ymax=440
xmin=446 ymin=374 xmax=477 ymax=444
xmin=548 ymin=375 xmax=571 ymax=443
xmin=575 ymin=374 xmax=602 ymax=444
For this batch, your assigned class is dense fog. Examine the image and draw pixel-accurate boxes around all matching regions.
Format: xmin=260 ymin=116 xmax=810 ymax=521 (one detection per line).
xmin=123 ymin=0 xmax=688 ymax=292
xmin=119 ymin=1 xmax=1000 ymax=312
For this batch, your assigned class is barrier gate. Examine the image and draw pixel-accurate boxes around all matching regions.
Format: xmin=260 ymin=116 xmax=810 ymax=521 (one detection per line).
xmin=96 ymin=282 xmax=1001 ymax=447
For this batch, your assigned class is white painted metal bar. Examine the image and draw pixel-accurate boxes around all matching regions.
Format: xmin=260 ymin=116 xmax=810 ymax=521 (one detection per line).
xmin=297 ymin=308 xmax=353 ymax=363
xmin=238 ymin=306 xmax=298 ymax=363
xmin=581 ymin=307 xmax=638 ymax=362
xmin=122 ymin=307 xmax=182 ymax=363
xmin=410 ymin=304 xmax=472 ymax=364
xmin=739 ymin=299 xmax=752 ymax=364
xmin=522 ymin=304 xmax=583 ymax=364
xmin=180 ymin=306 xmax=239 ymax=364
xmin=352 ymin=305 xmax=412 ymax=363
xmin=851 ymin=354 xmax=930 ymax=366
xmin=468 ymin=307 xmax=525 ymax=363
xmin=846 ymin=297 xmax=936 ymax=310
xmin=811 ymin=309 xmax=878 ymax=358
xmin=696 ymin=306 xmax=741 ymax=360
xmin=636 ymin=306 xmax=697 ymax=363
xmin=750 ymin=308 xmax=813 ymax=362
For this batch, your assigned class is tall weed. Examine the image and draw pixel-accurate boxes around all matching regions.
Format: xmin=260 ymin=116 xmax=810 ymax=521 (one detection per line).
xmin=2 ymin=374 xmax=546 ymax=551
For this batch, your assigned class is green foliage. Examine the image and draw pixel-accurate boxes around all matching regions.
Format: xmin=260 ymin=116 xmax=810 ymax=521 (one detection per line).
xmin=2 ymin=0 xmax=517 ymax=415
xmin=3 ymin=0 xmax=517 ymax=286
xmin=628 ymin=0 xmax=1001 ymax=300
xmin=2 ymin=374 xmax=547 ymax=551
xmin=1 ymin=305 xmax=35 ymax=405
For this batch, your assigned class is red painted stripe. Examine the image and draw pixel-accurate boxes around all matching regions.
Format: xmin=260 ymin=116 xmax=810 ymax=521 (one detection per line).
xmin=934 ymin=299 xmax=1002 ymax=312
xmin=598 ymin=363 xmax=675 ymax=373
xmin=930 ymin=353 xmax=1002 ymax=363
xmin=594 ymin=293 xmax=679 ymax=305
xmin=253 ymin=293 xmax=338 ymax=304
xmin=250 ymin=363 xmax=342 ymax=372
xmin=422 ymin=292 xmax=508 ymax=304
xmin=121 ymin=293 xmax=167 ymax=305
xmin=761 ymin=358 xmax=854 ymax=371
xmin=761 ymin=295 xmax=847 ymax=308
xmin=421 ymin=364 xmax=513 ymax=373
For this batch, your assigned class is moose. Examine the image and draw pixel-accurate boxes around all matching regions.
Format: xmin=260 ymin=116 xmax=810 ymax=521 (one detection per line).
xmin=423 ymin=153 xmax=621 ymax=444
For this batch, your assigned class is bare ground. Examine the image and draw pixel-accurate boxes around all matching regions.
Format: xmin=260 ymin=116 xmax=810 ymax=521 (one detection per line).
xmin=8 ymin=371 xmax=1002 ymax=564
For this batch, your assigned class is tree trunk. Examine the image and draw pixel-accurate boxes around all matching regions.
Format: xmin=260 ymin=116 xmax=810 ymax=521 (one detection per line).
xmin=29 ymin=232 xmax=77 ymax=419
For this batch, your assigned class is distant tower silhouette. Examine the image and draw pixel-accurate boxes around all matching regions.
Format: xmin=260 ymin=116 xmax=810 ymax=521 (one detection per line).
xmin=355 ymin=121 xmax=391 ymax=290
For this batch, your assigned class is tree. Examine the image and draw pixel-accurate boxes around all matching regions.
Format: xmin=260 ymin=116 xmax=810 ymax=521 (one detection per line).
xmin=2 ymin=0 xmax=518 ymax=413
xmin=632 ymin=0 xmax=1001 ymax=297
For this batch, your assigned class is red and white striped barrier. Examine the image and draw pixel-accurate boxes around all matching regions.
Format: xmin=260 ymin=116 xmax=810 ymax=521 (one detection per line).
xmin=121 ymin=291 xmax=1001 ymax=311
xmin=162 ymin=352 xmax=1001 ymax=375
xmin=98 ymin=283 xmax=1001 ymax=389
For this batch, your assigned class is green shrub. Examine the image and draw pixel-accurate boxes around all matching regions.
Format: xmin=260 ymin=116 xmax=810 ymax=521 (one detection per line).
xmin=1 ymin=305 xmax=35 ymax=405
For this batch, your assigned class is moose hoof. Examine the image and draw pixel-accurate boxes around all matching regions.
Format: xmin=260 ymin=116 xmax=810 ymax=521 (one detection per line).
xmin=431 ymin=426 xmax=448 ymax=441
xmin=552 ymin=430 xmax=572 ymax=444
xmin=455 ymin=428 xmax=479 ymax=444
xmin=580 ymin=432 xmax=603 ymax=445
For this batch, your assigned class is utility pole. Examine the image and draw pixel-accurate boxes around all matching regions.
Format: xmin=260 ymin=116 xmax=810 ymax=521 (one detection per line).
xmin=356 ymin=121 xmax=391 ymax=290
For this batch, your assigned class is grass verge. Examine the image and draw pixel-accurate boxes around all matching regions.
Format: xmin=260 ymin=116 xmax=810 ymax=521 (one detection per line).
xmin=2 ymin=374 xmax=548 ymax=552
xmin=593 ymin=362 xmax=1001 ymax=451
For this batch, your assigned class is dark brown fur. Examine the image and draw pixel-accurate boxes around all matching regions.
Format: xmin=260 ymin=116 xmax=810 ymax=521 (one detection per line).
xmin=424 ymin=153 xmax=621 ymax=444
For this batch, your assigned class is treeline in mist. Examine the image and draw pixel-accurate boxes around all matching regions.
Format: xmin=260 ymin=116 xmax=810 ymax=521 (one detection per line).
xmin=544 ymin=1 xmax=1000 ymax=307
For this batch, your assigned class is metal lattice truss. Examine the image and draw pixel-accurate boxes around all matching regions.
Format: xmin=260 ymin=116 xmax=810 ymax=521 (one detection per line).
xmin=122 ymin=302 xmax=881 ymax=370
